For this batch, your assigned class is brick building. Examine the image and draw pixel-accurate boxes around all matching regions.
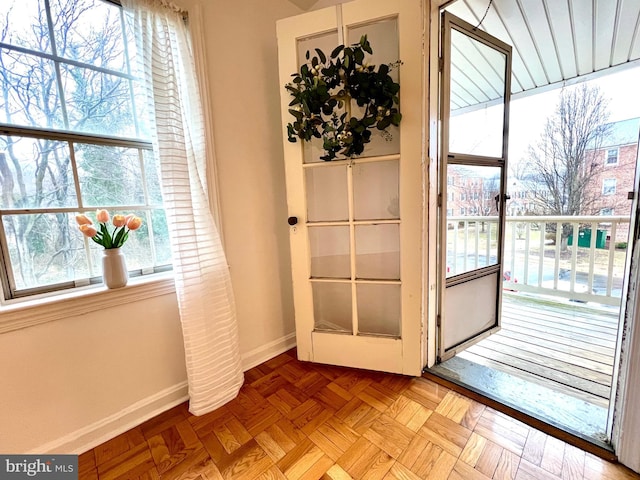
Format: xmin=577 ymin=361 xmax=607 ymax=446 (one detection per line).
xmin=587 ymin=117 xmax=639 ymax=219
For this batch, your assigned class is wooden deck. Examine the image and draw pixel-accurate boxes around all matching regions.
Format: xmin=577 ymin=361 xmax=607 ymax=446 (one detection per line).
xmin=458 ymin=292 xmax=619 ymax=408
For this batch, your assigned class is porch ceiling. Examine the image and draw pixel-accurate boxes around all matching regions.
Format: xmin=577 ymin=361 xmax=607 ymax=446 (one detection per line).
xmin=444 ymin=0 xmax=640 ymax=110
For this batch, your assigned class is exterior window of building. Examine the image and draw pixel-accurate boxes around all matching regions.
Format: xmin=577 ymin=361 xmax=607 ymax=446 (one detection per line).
xmin=603 ymin=178 xmax=617 ymax=196
xmin=460 ymin=207 xmax=466 ymax=215
xmin=606 ymin=148 xmax=619 ymax=165
xmin=600 ymin=208 xmax=614 ymax=216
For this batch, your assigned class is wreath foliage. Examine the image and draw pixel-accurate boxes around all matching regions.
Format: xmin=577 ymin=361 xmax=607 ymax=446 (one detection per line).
xmin=285 ymin=35 xmax=402 ymax=161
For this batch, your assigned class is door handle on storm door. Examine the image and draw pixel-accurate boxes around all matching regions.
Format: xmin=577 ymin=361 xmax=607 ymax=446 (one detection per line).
xmin=287 ymin=216 xmax=298 ymax=226
xmin=494 ymin=194 xmax=511 ymax=212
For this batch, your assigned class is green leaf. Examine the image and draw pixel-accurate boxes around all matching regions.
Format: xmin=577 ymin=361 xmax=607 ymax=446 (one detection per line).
xmin=113 ymin=227 xmax=127 ymax=248
xmin=330 ymin=45 xmax=344 ymax=58
xmin=100 ymin=223 xmax=112 ymax=249
xmin=354 ymin=48 xmax=364 ymax=64
xmin=315 ymin=48 xmax=326 ymax=64
xmin=378 ymin=64 xmax=389 ymax=76
xmin=305 ymin=50 xmax=310 ymax=60
xmin=288 ymin=109 xmax=304 ymax=120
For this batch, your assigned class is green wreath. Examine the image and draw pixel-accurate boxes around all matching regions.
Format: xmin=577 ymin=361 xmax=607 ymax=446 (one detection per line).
xmin=285 ymin=35 xmax=402 ymax=161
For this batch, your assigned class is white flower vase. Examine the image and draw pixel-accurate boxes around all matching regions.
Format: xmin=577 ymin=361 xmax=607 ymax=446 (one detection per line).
xmin=102 ymin=248 xmax=128 ymax=289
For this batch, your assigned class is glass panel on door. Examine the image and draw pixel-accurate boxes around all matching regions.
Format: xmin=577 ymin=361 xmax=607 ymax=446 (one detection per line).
xmin=439 ymin=11 xmax=512 ymax=361
xmin=448 ymin=29 xmax=506 ymax=158
xmin=277 ymin=0 xmax=424 ymax=374
xmin=446 ymin=165 xmax=501 ymax=277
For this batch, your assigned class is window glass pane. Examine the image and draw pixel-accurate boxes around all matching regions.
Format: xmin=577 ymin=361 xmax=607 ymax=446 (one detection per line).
xmin=355 ymin=224 xmax=400 ymax=280
xmin=309 ymin=226 xmax=350 ymax=278
xmin=3 ymin=213 xmax=89 ymax=290
xmin=50 ymin=0 xmax=126 ymax=72
xmin=150 ymin=209 xmax=172 ymax=265
xmin=0 ymin=136 xmax=77 ymax=208
xmin=446 ymin=164 xmax=501 ymax=277
xmin=0 ymin=0 xmax=51 ymax=53
xmin=312 ymin=282 xmax=352 ymax=333
xmin=0 ymin=49 xmax=63 ymax=129
xmin=296 ymin=30 xmax=340 ymax=164
xmin=353 ymin=160 xmax=399 ymax=220
xmin=357 ymin=283 xmax=400 ymax=337
xmin=305 ymin=165 xmax=349 ymax=222
xmin=76 ymin=144 xmax=145 ymax=206
xmin=347 ymin=17 xmax=400 ymax=158
xmin=449 ymin=29 xmax=506 ymax=158
xmin=143 ymin=150 xmax=164 ymax=205
xmin=61 ymin=64 xmax=135 ymax=136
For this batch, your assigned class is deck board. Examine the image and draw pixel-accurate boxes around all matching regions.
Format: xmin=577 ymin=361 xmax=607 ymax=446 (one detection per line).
xmin=460 ymin=293 xmax=619 ymax=409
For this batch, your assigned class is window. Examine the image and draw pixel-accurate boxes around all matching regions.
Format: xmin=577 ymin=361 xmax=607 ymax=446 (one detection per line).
xmin=600 ymin=208 xmax=614 ymax=216
xmin=0 ymin=0 xmax=171 ymax=299
xmin=460 ymin=207 xmax=466 ymax=215
xmin=606 ymin=148 xmax=619 ymax=165
xmin=460 ymin=193 xmax=466 ymax=201
xmin=603 ymin=178 xmax=617 ymax=196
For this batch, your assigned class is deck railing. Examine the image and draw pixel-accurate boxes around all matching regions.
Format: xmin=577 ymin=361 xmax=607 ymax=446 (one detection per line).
xmin=446 ymin=215 xmax=631 ymax=306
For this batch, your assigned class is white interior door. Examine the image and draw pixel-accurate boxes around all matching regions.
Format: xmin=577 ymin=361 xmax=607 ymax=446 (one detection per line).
xmin=277 ymin=0 xmax=423 ymax=375
xmin=438 ymin=12 xmax=512 ymax=362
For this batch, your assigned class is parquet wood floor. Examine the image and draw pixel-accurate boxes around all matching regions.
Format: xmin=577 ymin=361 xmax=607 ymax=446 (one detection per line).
xmin=79 ymin=349 xmax=639 ymax=480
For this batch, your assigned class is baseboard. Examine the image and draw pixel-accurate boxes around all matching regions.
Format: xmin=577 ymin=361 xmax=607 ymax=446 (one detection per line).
xmin=30 ymin=333 xmax=297 ymax=455
xmin=241 ymin=332 xmax=297 ymax=371
xmin=30 ymin=381 xmax=189 ymax=455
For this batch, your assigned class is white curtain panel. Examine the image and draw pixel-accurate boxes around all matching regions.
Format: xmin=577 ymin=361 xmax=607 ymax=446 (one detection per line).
xmin=122 ymin=0 xmax=244 ymax=415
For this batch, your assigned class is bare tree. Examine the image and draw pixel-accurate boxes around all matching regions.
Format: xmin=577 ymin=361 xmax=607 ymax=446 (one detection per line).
xmin=525 ymin=84 xmax=612 ymax=217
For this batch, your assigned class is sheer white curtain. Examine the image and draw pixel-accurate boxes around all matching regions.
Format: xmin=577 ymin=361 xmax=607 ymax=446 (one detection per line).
xmin=122 ymin=0 xmax=244 ymax=415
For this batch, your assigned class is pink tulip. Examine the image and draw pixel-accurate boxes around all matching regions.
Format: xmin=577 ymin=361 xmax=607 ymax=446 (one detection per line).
xmin=79 ymin=224 xmax=98 ymax=238
xmin=127 ymin=216 xmax=143 ymax=231
xmin=112 ymin=214 xmax=126 ymax=227
xmin=75 ymin=214 xmax=93 ymax=225
xmin=96 ymin=209 xmax=110 ymax=223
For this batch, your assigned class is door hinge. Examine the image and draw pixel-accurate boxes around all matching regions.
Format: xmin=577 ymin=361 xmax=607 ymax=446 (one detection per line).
xmin=437 ymin=314 xmax=442 ymax=327
xmin=438 ymin=193 xmax=443 ymax=207
xmin=439 ymin=56 xmax=444 ymax=72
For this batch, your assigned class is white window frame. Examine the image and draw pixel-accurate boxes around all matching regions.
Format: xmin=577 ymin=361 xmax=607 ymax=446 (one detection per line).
xmin=0 ymin=0 xmax=172 ymax=300
xmin=603 ymin=178 xmax=617 ymax=196
xmin=606 ymin=147 xmax=619 ymax=166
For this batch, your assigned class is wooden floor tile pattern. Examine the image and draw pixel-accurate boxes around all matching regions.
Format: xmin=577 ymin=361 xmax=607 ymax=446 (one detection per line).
xmin=80 ymin=350 xmax=640 ymax=480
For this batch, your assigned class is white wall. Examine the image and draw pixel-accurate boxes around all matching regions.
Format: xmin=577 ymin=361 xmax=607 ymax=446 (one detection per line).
xmin=0 ymin=0 xmax=308 ymax=454
xmin=175 ymin=0 xmax=303 ymax=355
xmin=0 ymin=293 xmax=185 ymax=453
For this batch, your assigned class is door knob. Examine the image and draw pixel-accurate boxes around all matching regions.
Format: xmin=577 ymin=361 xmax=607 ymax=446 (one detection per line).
xmin=288 ymin=216 xmax=298 ymax=226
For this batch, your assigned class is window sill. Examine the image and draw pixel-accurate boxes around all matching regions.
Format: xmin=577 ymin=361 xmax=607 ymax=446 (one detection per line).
xmin=0 ymin=273 xmax=176 ymax=334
